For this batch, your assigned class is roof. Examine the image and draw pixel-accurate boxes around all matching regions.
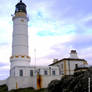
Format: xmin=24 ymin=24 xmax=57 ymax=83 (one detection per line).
xmin=15 ymin=0 xmax=27 ymax=14
xmin=16 ymin=0 xmax=26 ymax=7
xmin=49 ymin=58 xmax=87 ymax=66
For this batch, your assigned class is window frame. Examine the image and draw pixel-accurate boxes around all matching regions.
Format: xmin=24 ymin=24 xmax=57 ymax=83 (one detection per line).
xmin=30 ymin=70 xmax=33 ymax=77
xmin=52 ymin=70 xmax=56 ymax=75
xmin=19 ymin=69 xmax=23 ymax=77
xmin=44 ymin=70 xmax=48 ymax=76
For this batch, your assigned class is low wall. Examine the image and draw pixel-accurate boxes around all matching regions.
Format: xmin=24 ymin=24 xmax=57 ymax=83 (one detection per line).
xmin=7 ymin=76 xmax=36 ymax=91
xmin=7 ymin=75 xmax=61 ymax=91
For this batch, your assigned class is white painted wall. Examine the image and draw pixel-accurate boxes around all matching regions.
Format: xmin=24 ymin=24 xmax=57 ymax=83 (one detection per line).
xmin=66 ymin=60 xmax=84 ymax=75
xmin=10 ymin=16 xmax=30 ymax=69
xmin=10 ymin=58 xmax=30 ymax=68
xmin=51 ymin=59 xmax=87 ymax=75
xmin=7 ymin=66 xmax=61 ymax=90
xmin=7 ymin=75 xmax=61 ymax=91
xmin=12 ymin=17 xmax=28 ymax=56
xmin=10 ymin=66 xmax=60 ymax=77
xmin=7 ymin=77 xmax=35 ymax=91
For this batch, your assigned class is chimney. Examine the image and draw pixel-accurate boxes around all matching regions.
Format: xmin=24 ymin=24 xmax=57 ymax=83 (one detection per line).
xmin=70 ymin=50 xmax=78 ymax=59
xmin=53 ymin=59 xmax=58 ymax=63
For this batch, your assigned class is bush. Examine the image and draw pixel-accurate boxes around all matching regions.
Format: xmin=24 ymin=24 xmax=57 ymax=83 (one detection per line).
xmin=0 ymin=84 xmax=8 ymax=92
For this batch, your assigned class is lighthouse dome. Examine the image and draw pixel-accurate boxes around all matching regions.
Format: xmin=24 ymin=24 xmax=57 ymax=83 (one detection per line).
xmin=15 ymin=0 xmax=27 ymax=14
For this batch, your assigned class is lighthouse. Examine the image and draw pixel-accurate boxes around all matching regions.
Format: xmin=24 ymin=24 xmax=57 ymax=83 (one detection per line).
xmin=10 ymin=0 xmax=30 ymax=69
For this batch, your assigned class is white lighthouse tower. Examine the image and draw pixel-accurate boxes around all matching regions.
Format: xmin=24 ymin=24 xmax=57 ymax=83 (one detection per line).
xmin=7 ymin=1 xmax=32 ymax=90
xmin=10 ymin=0 xmax=30 ymax=69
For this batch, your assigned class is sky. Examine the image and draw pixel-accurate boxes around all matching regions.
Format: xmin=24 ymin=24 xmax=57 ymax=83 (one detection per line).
xmin=0 ymin=0 xmax=92 ymax=80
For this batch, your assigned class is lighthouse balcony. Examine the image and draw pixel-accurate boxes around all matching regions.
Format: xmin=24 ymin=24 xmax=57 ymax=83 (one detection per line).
xmin=10 ymin=55 xmax=30 ymax=61
xmin=10 ymin=55 xmax=31 ymax=68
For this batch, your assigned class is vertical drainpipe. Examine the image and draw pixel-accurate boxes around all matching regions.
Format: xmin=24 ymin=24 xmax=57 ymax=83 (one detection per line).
xmin=68 ymin=60 xmax=71 ymax=75
xmin=37 ymin=70 xmax=42 ymax=90
xmin=64 ymin=60 xmax=66 ymax=75
xmin=49 ymin=67 xmax=51 ymax=76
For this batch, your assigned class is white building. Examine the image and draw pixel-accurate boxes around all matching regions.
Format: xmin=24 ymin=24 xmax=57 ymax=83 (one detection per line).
xmin=50 ymin=50 xmax=88 ymax=75
xmin=7 ymin=66 xmax=60 ymax=90
xmin=0 ymin=0 xmax=88 ymax=91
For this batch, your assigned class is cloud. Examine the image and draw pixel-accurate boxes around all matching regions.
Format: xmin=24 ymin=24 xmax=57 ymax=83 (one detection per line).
xmin=28 ymin=0 xmax=92 ymax=22
xmin=0 ymin=68 xmax=9 ymax=80
xmin=0 ymin=62 xmax=9 ymax=67
xmin=0 ymin=44 xmax=11 ymax=65
xmin=80 ymin=15 xmax=92 ymax=31
xmin=0 ymin=43 xmax=9 ymax=47
xmin=30 ymin=32 xmax=92 ymax=66
xmin=28 ymin=0 xmax=92 ymax=38
xmin=29 ymin=33 xmax=74 ymax=66
xmin=68 ymin=34 xmax=92 ymax=49
xmin=0 ymin=62 xmax=10 ymax=80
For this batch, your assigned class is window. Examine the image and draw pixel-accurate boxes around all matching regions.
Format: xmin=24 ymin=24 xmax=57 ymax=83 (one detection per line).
xmin=75 ymin=64 xmax=78 ymax=69
xmin=30 ymin=70 xmax=33 ymax=76
xmin=52 ymin=70 xmax=56 ymax=75
xmin=44 ymin=70 xmax=48 ymax=75
xmin=19 ymin=70 xmax=23 ymax=77
xmin=61 ymin=64 xmax=63 ymax=69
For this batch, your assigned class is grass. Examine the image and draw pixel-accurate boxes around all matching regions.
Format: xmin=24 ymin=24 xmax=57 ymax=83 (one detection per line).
xmin=0 ymin=85 xmax=47 ymax=92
